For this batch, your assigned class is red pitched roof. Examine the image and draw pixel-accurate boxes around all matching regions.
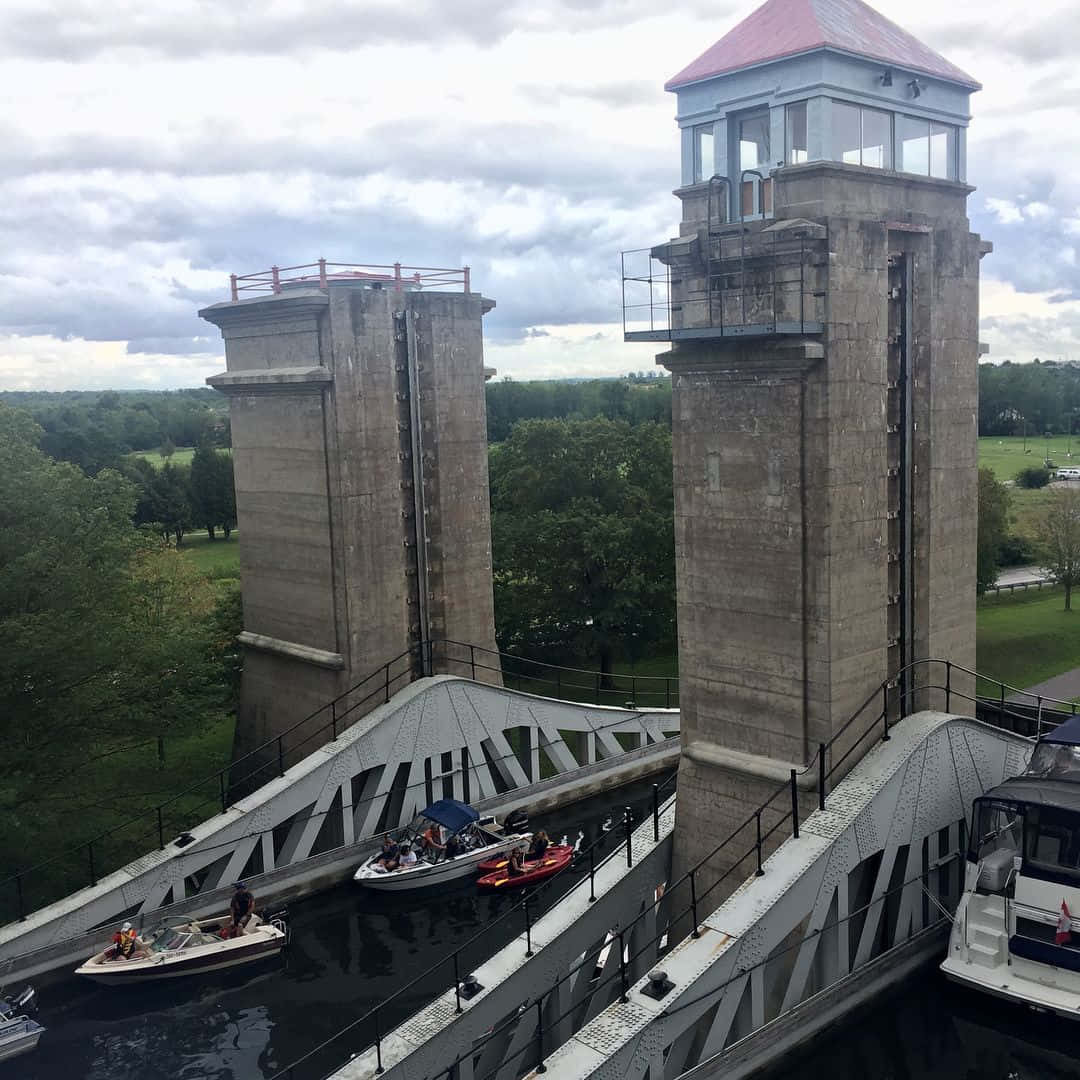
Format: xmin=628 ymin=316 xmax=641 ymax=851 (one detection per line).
xmin=666 ymin=0 xmax=979 ymax=91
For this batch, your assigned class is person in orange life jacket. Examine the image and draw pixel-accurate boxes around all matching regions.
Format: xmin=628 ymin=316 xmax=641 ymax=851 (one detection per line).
xmin=421 ymin=824 xmax=445 ymax=860
xmin=111 ymin=921 xmax=139 ymax=960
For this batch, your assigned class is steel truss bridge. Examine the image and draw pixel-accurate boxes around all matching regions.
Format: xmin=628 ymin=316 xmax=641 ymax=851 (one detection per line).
xmin=0 ymin=653 xmax=1072 ymax=1080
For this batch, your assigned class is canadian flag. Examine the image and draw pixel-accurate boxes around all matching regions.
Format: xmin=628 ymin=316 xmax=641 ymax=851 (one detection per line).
xmin=1056 ymin=899 xmax=1073 ymax=946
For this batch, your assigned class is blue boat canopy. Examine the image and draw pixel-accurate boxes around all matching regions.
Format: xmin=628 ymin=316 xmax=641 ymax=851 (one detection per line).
xmin=422 ymin=799 xmax=479 ymax=833
xmin=1040 ymin=714 xmax=1080 ymax=745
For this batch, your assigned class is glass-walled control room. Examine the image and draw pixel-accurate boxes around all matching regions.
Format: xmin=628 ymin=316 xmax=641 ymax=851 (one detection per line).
xmin=687 ymin=95 xmax=964 ymax=219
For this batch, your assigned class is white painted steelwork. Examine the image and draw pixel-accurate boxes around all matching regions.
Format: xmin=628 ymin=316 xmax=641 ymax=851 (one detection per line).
xmin=335 ymin=710 xmax=1031 ymax=1080
xmin=0 ymin=676 xmax=678 ymax=968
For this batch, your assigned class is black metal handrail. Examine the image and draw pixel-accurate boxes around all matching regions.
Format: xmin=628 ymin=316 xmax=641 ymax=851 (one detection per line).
xmin=273 ymin=656 xmax=1076 ymax=1080
xmin=0 ymin=639 xmax=680 ymax=924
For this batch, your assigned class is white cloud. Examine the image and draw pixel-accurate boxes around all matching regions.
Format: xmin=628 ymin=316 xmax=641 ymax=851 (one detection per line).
xmin=0 ymin=0 xmax=1075 ymax=388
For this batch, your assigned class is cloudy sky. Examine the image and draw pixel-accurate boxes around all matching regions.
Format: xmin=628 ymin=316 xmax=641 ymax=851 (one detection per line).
xmin=1 ymin=0 xmax=1078 ymax=390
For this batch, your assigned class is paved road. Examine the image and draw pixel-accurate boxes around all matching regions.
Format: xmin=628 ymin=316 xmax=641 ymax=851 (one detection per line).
xmin=994 ymin=564 xmax=1051 ymax=588
xmin=1008 ymin=666 xmax=1080 ymax=704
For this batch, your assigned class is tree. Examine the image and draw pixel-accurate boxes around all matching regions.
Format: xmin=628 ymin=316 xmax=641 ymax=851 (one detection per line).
xmin=489 ymin=418 xmax=675 ymax=675
xmin=977 ymin=468 xmax=1010 ymax=593
xmin=1037 ymin=487 xmax=1080 ymax=611
xmin=160 ymin=437 xmax=176 ymax=460
xmin=149 ymin=462 xmax=192 ymax=545
xmin=189 ymin=442 xmax=236 ymax=540
xmin=0 ymin=402 xmax=241 ymax=883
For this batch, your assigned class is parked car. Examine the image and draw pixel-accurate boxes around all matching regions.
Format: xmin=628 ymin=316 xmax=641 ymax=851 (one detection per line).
xmin=1055 ymin=467 xmax=1080 ymax=480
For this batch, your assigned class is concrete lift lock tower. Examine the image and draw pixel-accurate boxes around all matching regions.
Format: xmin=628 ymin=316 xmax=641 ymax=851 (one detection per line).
xmin=620 ymin=0 xmax=990 ymax=897
xmin=201 ymin=262 xmax=500 ymax=776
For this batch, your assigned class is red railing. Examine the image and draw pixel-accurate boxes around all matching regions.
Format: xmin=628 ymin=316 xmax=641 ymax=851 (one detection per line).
xmin=228 ymin=260 xmax=471 ymax=301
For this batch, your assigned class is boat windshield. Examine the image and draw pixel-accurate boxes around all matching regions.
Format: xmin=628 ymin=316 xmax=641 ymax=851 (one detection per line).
xmin=150 ymin=931 xmax=191 ymax=953
xmin=969 ymin=799 xmax=1023 ymax=862
xmin=1026 ymin=742 xmax=1080 ymax=782
xmin=1023 ymin=804 xmax=1080 ymax=881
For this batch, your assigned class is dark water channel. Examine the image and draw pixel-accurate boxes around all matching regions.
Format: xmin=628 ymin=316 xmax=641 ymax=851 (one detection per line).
xmin=758 ymin=966 xmax=1080 ymax=1080
xmin=8 ymin=775 xmax=670 ymax=1080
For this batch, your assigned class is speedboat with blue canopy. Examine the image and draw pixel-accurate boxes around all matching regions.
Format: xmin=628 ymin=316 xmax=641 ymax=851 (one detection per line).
xmin=353 ymin=799 xmax=530 ymax=891
xmin=942 ymin=712 xmax=1080 ymax=1016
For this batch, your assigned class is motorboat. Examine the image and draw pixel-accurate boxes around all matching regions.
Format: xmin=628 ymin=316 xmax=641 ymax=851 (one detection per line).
xmin=942 ymin=714 xmax=1080 ymax=1016
xmin=74 ymin=911 xmax=288 ymax=985
xmin=353 ymin=799 xmax=530 ymax=891
xmin=476 ymin=845 xmax=574 ymax=889
xmin=0 ymin=986 xmax=43 ymax=1063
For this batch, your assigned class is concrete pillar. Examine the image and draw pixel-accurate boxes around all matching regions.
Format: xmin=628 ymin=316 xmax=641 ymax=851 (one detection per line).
xmin=658 ymin=163 xmax=984 ymax=907
xmin=200 ymin=279 xmax=500 ymax=774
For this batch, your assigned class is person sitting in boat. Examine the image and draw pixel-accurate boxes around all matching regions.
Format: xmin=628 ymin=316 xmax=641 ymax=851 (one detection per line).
xmin=507 ymin=846 xmax=526 ymax=877
xmin=376 ymin=835 xmax=400 ymax=871
xmin=421 ymin=823 xmax=445 ymax=860
xmin=527 ymin=831 xmax=550 ymax=861
xmin=397 ymin=842 xmax=418 ymax=869
xmin=444 ymin=833 xmax=463 ymax=860
xmin=228 ymin=881 xmax=255 ymax=938
xmin=111 ymin=922 xmax=140 ymax=960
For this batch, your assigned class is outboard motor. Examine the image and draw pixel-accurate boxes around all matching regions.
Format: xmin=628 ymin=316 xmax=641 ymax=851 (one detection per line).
xmin=0 ymin=985 xmax=36 ymax=1018
xmin=504 ymin=808 xmax=529 ymax=832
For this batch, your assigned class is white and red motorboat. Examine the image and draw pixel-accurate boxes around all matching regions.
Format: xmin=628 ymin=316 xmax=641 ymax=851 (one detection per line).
xmin=74 ymin=912 xmax=288 ymax=985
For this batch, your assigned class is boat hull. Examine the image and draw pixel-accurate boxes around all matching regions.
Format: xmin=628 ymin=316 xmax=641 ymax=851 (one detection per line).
xmin=75 ymin=937 xmax=285 ymax=984
xmin=354 ymin=834 xmax=529 ymax=891
xmin=0 ymin=1018 xmax=44 ymax=1062
xmin=477 ymin=847 xmax=574 ymax=889
xmin=74 ymin=913 xmax=286 ymax=986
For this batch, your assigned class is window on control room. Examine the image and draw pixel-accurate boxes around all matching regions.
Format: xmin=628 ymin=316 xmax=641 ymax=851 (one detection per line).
xmin=900 ymin=115 xmax=958 ymax=180
xmin=831 ymin=101 xmax=892 ymax=168
xmin=738 ymin=112 xmax=770 ymax=171
xmin=692 ymin=124 xmax=714 ymax=184
xmin=785 ymin=102 xmax=808 ymax=165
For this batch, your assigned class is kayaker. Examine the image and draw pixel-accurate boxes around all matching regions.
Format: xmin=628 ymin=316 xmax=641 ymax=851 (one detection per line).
xmin=528 ymin=831 xmax=550 ymax=861
xmin=229 ymin=881 xmax=255 ymax=937
xmin=507 ymin=846 xmax=526 ymax=876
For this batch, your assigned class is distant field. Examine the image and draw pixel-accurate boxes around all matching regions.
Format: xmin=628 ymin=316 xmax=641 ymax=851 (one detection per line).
xmin=133 ymin=446 xmax=233 ymax=469
xmin=976 ymin=586 xmax=1080 ymax=695
xmin=978 ymin=435 xmax=1080 ymax=479
xmin=178 ymin=530 xmax=240 ymax=577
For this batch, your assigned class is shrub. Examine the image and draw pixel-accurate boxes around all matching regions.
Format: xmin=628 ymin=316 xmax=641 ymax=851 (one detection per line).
xmin=1016 ymin=466 xmax=1052 ymax=489
xmin=999 ymin=533 xmax=1035 ymax=566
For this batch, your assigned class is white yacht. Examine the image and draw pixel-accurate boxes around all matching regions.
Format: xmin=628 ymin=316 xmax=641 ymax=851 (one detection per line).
xmin=942 ymin=716 xmax=1080 ymax=1016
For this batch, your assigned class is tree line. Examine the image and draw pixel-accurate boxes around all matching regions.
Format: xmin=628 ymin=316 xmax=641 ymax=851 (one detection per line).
xmin=979 ymin=359 xmax=1080 ymax=437
xmin=0 ymin=389 xmax=229 ymax=475
xmin=0 ymin=403 xmax=241 ymax=896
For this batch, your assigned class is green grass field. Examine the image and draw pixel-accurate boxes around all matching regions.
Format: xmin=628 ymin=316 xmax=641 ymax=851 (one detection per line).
xmin=134 ymin=446 xmax=197 ymax=468
xmin=978 ymin=435 xmax=1080 ymax=479
xmin=179 ymin=529 xmax=240 ymax=577
xmin=976 ymin=586 xmax=1080 ymax=695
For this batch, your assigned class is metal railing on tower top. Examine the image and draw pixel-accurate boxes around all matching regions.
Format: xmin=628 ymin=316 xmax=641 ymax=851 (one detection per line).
xmin=227 ymin=260 xmax=471 ymax=301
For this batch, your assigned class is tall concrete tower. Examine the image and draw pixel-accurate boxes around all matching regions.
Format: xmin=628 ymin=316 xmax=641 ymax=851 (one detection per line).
xmin=622 ymin=0 xmax=989 ymax=890
xmin=200 ymin=262 xmax=500 ymax=768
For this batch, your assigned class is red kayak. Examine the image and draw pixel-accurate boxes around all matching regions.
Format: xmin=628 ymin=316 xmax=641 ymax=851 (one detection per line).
xmin=476 ymin=846 xmax=574 ymax=888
